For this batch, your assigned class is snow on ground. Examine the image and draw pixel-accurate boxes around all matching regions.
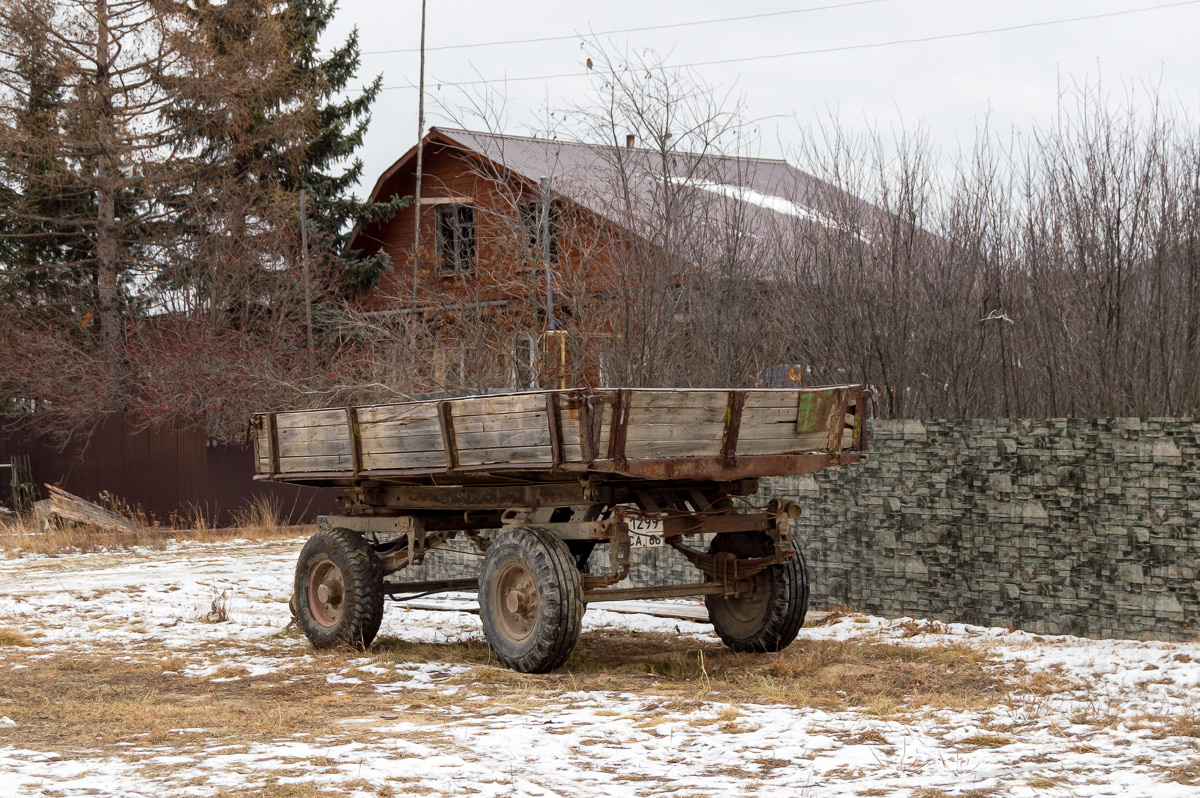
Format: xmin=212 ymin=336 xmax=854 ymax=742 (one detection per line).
xmin=0 ymin=538 xmax=1198 ymax=797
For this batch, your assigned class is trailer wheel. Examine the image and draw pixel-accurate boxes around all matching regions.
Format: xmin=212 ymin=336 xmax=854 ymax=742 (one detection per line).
xmin=705 ymin=531 xmax=808 ymax=653
xmin=479 ymin=527 xmax=583 ymax=673
xmin=293 ymin=528 xmax=385 ymax=650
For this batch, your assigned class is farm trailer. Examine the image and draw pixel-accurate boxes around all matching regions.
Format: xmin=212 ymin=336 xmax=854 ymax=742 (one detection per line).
xmin=252 ymin=386 xmax=869 ymax=673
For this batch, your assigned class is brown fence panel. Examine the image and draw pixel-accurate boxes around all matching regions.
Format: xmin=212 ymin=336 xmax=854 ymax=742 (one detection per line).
xmin=0 ymin=415 xmax=338 ymax=526
xmin=205 ymin=441 xmax=338 ymax=526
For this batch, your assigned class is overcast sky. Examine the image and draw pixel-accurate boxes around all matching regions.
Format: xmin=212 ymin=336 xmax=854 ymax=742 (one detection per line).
xmin=325 ymin=0 xmax=1200 ymax=194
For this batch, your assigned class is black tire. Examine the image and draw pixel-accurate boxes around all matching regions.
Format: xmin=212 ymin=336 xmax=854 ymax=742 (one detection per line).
xmin=293 ymin=528 xmax=385 ymax=650
xmin=704 ymin=531 xmax=808 ymax=653
xmin=478 ymin=527 xmax=584 ymax=673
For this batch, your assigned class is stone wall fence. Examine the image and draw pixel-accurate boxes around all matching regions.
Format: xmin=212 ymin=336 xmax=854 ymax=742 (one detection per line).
xmin=399 ymin=418 xmax=1200 ymax=641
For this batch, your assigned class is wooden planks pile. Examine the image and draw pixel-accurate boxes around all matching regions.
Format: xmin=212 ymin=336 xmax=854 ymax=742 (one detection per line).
xmin=254 ymin=386 xmax=867 ymax=482
xmin=35 ymin=485 xmax=138 ymax=532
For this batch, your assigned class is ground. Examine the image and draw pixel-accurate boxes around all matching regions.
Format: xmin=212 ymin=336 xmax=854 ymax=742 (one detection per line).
xmin=0 ymin=536 xmax=1198 ymax=797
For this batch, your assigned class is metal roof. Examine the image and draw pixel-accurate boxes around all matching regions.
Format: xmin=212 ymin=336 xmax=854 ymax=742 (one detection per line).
xmin=361 ymin=127 xmax=879 ymax=251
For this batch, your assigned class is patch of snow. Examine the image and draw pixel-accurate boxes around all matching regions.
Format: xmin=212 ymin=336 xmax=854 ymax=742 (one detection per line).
xmin=670 ymin=176 xmax=871 ymax=242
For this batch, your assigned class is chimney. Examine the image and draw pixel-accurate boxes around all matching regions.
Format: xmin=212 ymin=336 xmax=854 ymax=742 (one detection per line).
xmin=625 ymin=134 xmax=635 ymax=148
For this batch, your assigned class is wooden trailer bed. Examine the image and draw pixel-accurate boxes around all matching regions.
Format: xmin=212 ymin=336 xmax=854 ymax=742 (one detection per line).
xmin=254 ymin=385 xmax=871 ymax=673
xmin=252 ymin=385 xmax=869 ymax=487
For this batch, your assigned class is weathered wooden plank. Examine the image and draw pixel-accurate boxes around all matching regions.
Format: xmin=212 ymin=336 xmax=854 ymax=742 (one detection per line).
xmin=627 ymin=391 xmax=731 ymax=410
xmin=361 ymin=449 xmax=449 ymax=470
xmin=741 ymin=391 xmax=805 ymax=410
xmin=456 ymin=428 xmax=553 ymax=450
xmin=358 ymin=404 xmax=440 ymax=425
xmin=737 ymin=424 xmax=821 ymax=442
xmin=457 ymin=445 xmax=554 ymax=466
xmin=560 ymin=421 xmax=584 ymax=464
xmin=625 ymin=403 xmax=799 ymax=427
xmin=253 ymin=425 xmax=268 ymax=464
xmin=740 ymin=406 xmax=804 ymax=424
xmin=359 ymin=421 xmax=442 ymax=443
xmin=277 ymin=453 xmax=354 ymax=472
xmin=277 ymin=424 xmax=351 ymax=443
xmin=596 ymin=401 xmax=613 ymax=453
xmin=278 ymin=438 xmax=353 ymax=459
xmin=45 ymin=485 xmax=136 ymax=533
xmin=626 ymin=406 xmax=729 ymax=426
xmin=360 ymin=433 xmax=446 ymax=454
xmin=450 ymin=393 xmax=548 ymax=417
xmin=275 ymin=409 xmax=348 ymax=429
xmin=624 ymin=424 xmax=725 ymax=444
xmin=736 ymin=434 xmax=829 ymax=455
xmin=624 ymin=440 xmax=722 ymax=458
xmin=451 ymin=412 xmax=549 ymax=434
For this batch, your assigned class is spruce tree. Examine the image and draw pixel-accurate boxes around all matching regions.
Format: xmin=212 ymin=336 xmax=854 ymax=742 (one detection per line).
xmin=0 ymin=1 xmax=95 ymax=313
xmin=285 ymin=0 xmax=405 ymax=295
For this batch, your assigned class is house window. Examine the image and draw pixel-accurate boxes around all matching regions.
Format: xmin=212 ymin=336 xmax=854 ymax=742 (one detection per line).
xmin=518 ymin=201 xmax=559 ymax=264
xmin=436 ymin=204 xmax=475 ymax=273
xmin=513 ymin=332 xmax=538 ymax=389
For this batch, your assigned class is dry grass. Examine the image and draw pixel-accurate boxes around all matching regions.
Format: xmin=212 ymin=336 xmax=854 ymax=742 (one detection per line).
xmin=1128 ymin=711 xmax=1200 ymax=740
xmin=1163 ymin=762 xmax=1200 ymax=785
xmin=372 ymin=628 xmax=1048 ymax=715
xmin=0 ymin=626 xmax=34 ymax=647
xmin=955 ymin=732 xmax=1013 ymax=749
xmin=0 ymin=646 xmax=429 ymax=754
xmin=0 ymin=510 xmax=307 ymax=557
xmin=1026 ymin=775 xmax=1069 ymax=789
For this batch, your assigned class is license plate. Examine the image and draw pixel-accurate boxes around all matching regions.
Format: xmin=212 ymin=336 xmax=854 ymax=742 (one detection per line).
xmin=628 ymin=517 xmax=664 ymax=548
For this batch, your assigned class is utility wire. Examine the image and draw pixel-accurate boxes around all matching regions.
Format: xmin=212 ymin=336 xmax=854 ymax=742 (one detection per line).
xmin=360 ymin=0 xmax=891 ymax=56
xmin=375 ymin=0 xmax=1200 ymax=92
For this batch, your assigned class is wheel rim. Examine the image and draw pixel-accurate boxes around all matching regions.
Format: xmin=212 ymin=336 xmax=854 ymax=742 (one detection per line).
xmin=308 ymin=556 xmax=345 ymax=629
xmin=715 ymin=572 xmax=771 ymax=636
xmin=490 ymin=558 xmax=537 ymax=643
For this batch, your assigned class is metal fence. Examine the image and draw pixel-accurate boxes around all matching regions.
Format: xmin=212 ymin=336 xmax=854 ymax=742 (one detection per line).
xmin=0 ymin=415 xmax=338 ymax=526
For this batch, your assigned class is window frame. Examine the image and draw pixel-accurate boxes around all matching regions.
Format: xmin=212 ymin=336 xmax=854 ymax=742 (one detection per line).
xmin=436 ymin=203 xmax=476 ymax=274
xmin=517 ymin=200 xmax=559 ymax=265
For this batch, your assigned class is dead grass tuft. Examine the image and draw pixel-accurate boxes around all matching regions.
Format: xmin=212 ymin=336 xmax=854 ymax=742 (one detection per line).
xmin=231 ymin=494 xmax=286 ymax=538
xmin=1130 ymin=711 xmax=1200 ymax=740
xmin=0 ymin=626 xmax=34 ymax=646
xmin=956 ymin=732 xmax=1012 ymax=749
xmin=1163 ymin=762 xmax=1200 ymax=785
xmin=1026 ymin=775 xmax=1068 ymax=789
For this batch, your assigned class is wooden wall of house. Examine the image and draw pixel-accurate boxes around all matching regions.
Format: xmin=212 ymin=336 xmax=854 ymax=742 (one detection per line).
xmin=359 ymin=141 xmax=619 ymax=312
xmin=354 ymin=139 xmax=630 ymax=388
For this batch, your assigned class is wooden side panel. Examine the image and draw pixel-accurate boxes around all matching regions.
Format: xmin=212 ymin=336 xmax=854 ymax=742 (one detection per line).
xmin=734 ymin=389 xmax=844 ymax=455
xmin=263 ymin=409 xmax=356 ymax=473
xmin=623 ymin=390 xmax=728 ymax=459
xmin=253 ymin=418 xmax=270 ymax=474
xmin=595 ymin=400 xmax=614 ymax=456
xmin=358 ymin=403 xmax=445 ymax=470
xmin=452 ymin=394 xmax=554 ymax=466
